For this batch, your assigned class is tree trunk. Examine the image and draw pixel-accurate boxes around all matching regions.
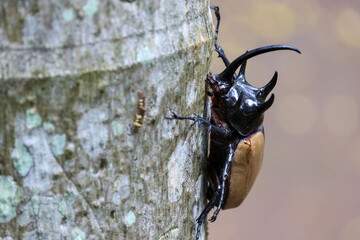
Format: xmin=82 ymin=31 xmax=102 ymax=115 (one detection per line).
xmin=0 ymin=1 xmax=213 ymax=239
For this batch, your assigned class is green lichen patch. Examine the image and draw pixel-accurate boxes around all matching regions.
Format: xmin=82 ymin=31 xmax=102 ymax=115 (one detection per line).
xmin=159 ymin=228 xmax=180 ymax=240
xmin=72 ymin=227 xmax=86 ymax=240
xmin=11 ymin=140 xmax=34 ymax=177
xmin=58 ymin=199 xmax=67 ymax=216
xmin=32 ymin=197 xmax=40 ymax=215
xmin=136 ymin=46 xmax=155 ymax=67
xmin=52 ymin=134 xmax=66 ymax=156
xmin=111 ymin=121 xmax=124 ymax=137
xmin=43 ymin=121 xmax=55 ymax=132
xmin=117 ymin=92 xmax=124 ymax=102
xmin=63 ymin=8 xmax=75 ymax=22
xmin=57 ymin=193 xmax=77 ymax=217
xmin=124 ymin=210 xmax=136 ymax=227
xmin=26 ymin=108 xmax=42 ymax=129
xmin=84 ymin=0 xmax=99 ymax=18
xmin=0 ymin=175 xmax=18 ymax=223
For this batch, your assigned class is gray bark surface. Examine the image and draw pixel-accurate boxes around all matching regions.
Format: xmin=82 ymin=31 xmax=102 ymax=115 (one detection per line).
xmin=0 ymin=0 xmax=213 ymax=239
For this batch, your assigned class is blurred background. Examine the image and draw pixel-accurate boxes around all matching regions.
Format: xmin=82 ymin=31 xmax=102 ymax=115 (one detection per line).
xmin=208 ymin=0 xmax=360 ymax=239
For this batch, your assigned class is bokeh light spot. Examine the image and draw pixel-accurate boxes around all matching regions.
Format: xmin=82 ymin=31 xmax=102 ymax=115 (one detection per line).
xmin=323 ymin=95 xmax=358 ymax=136
xmin=291 ymin=1 xmax=321 ymax=29
xmin=251 ymin=2 xmax=295 ymax=42
xmin=334 ymin=9 xmax=360 ymax=48
xmin=340 ymin=217 xmax=360 ymax=240
xmin=276 ymin=94 xmax=316 ymax=135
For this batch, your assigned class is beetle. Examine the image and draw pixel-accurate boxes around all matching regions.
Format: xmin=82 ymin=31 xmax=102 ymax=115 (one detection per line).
xmin=167 ymin=6 xmax=300 ymax=240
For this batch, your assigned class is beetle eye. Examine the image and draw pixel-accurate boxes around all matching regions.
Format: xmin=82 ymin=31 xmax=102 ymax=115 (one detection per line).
xmin=217 ymin=83 xmax=231 ymax=95
xmin=256 ymin=90 xmax=264 ymax=99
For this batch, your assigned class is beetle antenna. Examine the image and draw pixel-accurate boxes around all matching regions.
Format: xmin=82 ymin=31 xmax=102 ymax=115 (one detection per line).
xmin=218 ymin=45 xmax=300 ymax=81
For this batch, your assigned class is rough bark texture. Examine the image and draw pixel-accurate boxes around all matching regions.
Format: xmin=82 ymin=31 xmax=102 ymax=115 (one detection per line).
xmin=0 ymin=1 xmax=213 ymax=239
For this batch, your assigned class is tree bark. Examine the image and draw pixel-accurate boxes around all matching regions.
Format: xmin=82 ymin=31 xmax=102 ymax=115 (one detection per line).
xmin=0 ymin=1 xmax=213 ymax=239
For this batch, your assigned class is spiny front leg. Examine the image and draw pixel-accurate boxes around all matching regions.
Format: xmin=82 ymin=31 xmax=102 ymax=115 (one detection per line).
xmin=166 ymin=109 xmax=208 ymax=127
xmin=166 ymin=109 xmax=232 ymax=138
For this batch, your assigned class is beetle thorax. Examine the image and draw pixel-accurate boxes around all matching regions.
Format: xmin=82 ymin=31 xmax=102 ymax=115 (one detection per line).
xmin=207 ymin=72 xmax=276 ymax=137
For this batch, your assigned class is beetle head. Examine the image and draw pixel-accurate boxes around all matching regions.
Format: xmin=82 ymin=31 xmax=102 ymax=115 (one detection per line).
xmin=206 ymin=73 xmax=232 ymax=97
xmin=228 ymin=69 xmax=277 ymax=136
xmin=211 ymin=45 xmax=300 ymax=136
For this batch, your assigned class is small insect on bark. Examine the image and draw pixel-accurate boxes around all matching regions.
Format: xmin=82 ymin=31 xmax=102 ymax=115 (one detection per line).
xmin=134 ymin=91 xmax=146 ymax=128
xmin=166 ymin=6 xmax=300 ymax=240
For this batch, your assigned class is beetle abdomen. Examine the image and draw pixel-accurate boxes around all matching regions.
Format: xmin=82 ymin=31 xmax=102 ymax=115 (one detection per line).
xmin=223 ymin=130 xmax=265 ymax=209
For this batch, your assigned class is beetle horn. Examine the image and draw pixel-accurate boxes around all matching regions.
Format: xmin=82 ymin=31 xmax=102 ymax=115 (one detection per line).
xmin=259 ymin=94 xmax=275 ymax=113
xmin=239 ymin=60 xmax=247 ymax=76
xmin=260 ymin=71 xmax=278 ymax=97
xmin=237 ymin=61 xmax=248 ymax=83
xmin=218 ymin=45 xmax=301 ymax=81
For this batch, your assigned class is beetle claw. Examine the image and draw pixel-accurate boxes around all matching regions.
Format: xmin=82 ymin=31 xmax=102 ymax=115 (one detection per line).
xmin=190 ymin=121 xmax=197 ymax=127
xmin=165 ymin=108 xmax=176 ymax=120
xmin=209 ymin=206 xmax=221 ymax=222
xmin=209 ymin=215 xmax=217 ymax=222
xmin=210 ymin=6 xmax=219 ymax=11
xmin=195 ymin=218 xmax=203 ymax=240
xmin=166 ymin=108 xmax=189 ymax=121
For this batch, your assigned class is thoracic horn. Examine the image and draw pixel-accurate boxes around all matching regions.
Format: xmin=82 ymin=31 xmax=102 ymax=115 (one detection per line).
xmin=259 ymin=94 xmax=275 ymax=114
xmin=258 ymin=71 xmax=278 ymax=99
xmin=239 ymin=60 xmax=247 ymax=76
xmin=217 ymin=45 xmax=301 ymax=82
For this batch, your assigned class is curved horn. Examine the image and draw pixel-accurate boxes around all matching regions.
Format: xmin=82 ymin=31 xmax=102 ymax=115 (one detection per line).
xmin=236 ymin=60 xmax=248 ymax=83
xmin=239 ymin=60 xmax=247 ymax=76
xmin=259 ymin=94 xmax=275 ymax=113
xmin=218 ymin=45 xmax=301 ymax=81
xmin=260 ymin=71 xmax=278 ymax=97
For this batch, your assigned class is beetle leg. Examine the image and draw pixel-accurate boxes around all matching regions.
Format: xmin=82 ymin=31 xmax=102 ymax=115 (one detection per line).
xmin=209 ymin=144 xmax=234 ymax=222
xmin=166 ymin=109 xmax=232 ymax=138
xmin=210 ymin=6 xmax=231 ymax=67
xmin=195 ymin=165 xmax=221 ymax=240
xmin=207 ymin=164 xmax=221 ymax=199
xmin=196 ymin=188 xmax=220 ymax=240
xmin=210 ymin=6 xmax=237 ymax=80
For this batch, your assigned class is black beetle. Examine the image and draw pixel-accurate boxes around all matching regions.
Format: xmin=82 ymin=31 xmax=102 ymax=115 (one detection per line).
xmin=167 ymin=6 xmax=300 ymax=240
